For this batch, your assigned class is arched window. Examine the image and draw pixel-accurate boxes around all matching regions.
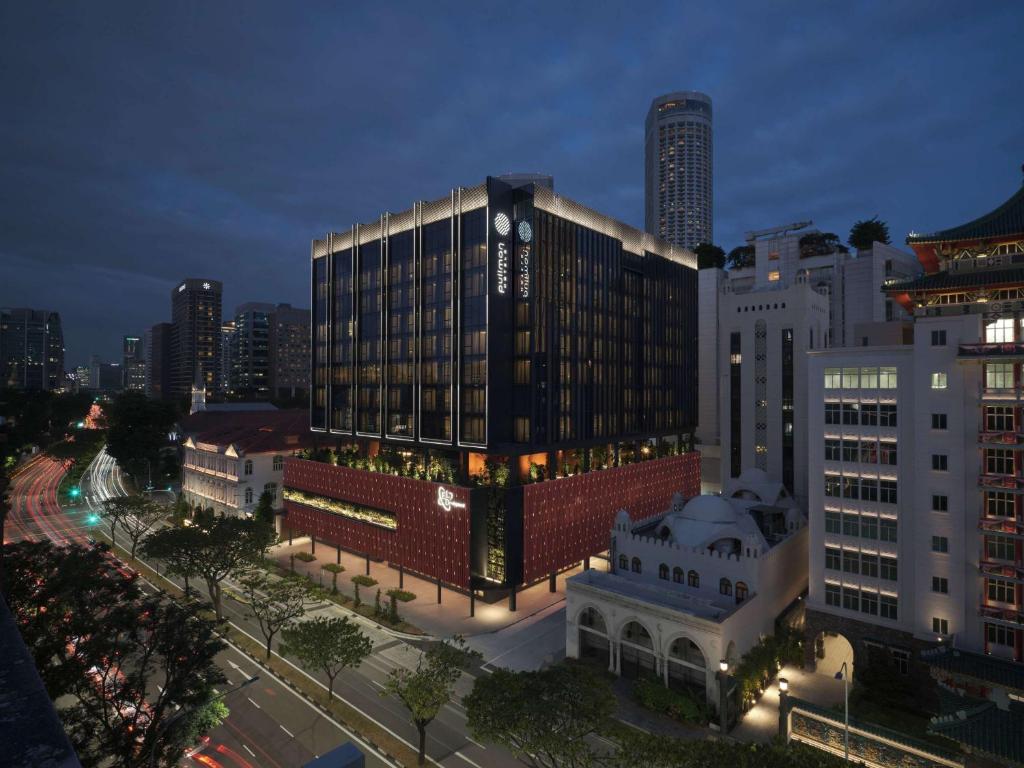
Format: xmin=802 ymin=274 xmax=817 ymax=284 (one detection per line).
xmin=244 ymin=459 xmax=253 ymax=476
xmin=273 ymin=455 xmax=284 ymax=471
xmin=631 ymin=557 xmax=642 ymax=574
xmin=688 ymin=570 xmax=700 ymax=588
xmin=720 ymin=578 xmax=732 ymax=596
xmin=735 ymin=581 xmax=748 ymax=604
xmin=618 ymin=554 xmax=628 ymax=571
xmin=578 ymin=606 xmax=607 ymax=633
xmin=244 ymin=487 xmax=253 ymax=504
xmin=673 ymin=566 xmax=684 ymax=583
xmin=264 ymin=482 xmax=278 ymax=498
xmin=658 ymin=563 xmax=669 ymax=580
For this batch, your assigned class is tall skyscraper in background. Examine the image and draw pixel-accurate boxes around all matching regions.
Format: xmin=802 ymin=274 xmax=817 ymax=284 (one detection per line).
xmin=0 ymin=308 xmax=64 ymax=390
xmin=229 ymin=302 xmax=310 ymax=399
xmin=644 ymin=91 xmax=713 ymax=250
xmin=169 ymin=279 xmax=222 ymax=399
xmin=144 ymin=322 xmax=173 ymax=400
xmin=268 ymin=303 xmax=310 ymax=399
xmin=122 ymin=334 xmax=146 ymax=391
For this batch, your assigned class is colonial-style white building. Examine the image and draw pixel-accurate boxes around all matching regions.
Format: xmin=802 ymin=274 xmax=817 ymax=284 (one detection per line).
xmin=180 ymin=409 xmax=312 ymax=519
xmin=565 ymin=469 xmax=808 ymax=707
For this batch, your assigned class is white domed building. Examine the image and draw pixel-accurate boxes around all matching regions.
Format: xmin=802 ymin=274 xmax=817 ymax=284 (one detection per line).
xmin=565 ymin=469 xmax=808 ymax=714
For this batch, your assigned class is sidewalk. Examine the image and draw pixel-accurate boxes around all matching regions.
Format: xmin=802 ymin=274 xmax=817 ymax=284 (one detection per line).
xmin=270 ymin=537 xmax=604 ymax=669
xmin=730 ymin=663 xmax=845 ymax=743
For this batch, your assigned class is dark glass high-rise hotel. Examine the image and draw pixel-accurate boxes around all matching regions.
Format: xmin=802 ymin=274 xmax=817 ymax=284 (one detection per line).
xmin=285 ymin=176 xmax=701 ymax=605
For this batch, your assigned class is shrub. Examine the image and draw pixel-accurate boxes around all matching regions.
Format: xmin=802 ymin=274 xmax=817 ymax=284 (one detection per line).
xmin=351 ymin=574 xmax=377 ymax=587
xmin=321 ymin=563 xmax=345 ymax=573
xmin=633 ymin=678 xmax=707 ymax=723
xmin=294 ymin=551 xmax=316 ymax=562
xmin=386 ymin=589 xmax=416 ymax=602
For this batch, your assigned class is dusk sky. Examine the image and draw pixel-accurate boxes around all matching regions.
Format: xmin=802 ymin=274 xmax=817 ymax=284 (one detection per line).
xmin=2 ymin=1 xmax=1022 ymax=367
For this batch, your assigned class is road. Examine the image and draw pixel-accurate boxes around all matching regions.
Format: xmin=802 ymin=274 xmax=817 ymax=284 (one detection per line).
xmin=6 ymin=451 xmax=395 ymax=768
xmin=10 ymin=448 xmax=520 ymax=768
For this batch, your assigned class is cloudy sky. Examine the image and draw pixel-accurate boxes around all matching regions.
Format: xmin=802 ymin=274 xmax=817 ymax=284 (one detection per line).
xmin=2 ymin=1 xmax=1022 ymax=366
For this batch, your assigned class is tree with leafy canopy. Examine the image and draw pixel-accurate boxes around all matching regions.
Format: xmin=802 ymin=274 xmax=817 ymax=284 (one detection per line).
xmin=694 ymin=243 xmax=726 ymax=270
xmin=141 ymin=524 xmax=206 ymax=599
xmin=382 ymin=635 xmax=480 ymax=765
xmin=99 ymin=495 xmax=134 ymax=549
xmin=465 ymin=663 xmax=614 ymax=768
xmin=103 ymin=390 xmax=177 ymax=485
xmin=3 ymin=540 xmax=227 ymax=768
xmin=726 ymin=245 xmax=756 ymax=270
xmin=106 ymin=494 xmax=166 ymax=562
xmin=848 ymin=216 xmax=891 ymax=251
xmin=142 ymin=517 xmax=275 ymax=619
xmin=281 ymin=616 xmax=372 ymax=701
xmin=238 ymin=569 xmax=318 ymax=660
xmin=254 ymin=489 xmax=275 ymax=525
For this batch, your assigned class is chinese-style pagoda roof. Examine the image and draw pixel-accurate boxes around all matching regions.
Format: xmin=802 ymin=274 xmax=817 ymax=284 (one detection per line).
xmin=884 ymin=265 xmax=1024 ymax=294
xmin=908 ymin=179 xmax=1024 ymax=246
xmin=929 ymin=700 xmax=1024 ymax=767
xmin=922 ymin=645 xmax=1024 ymax=694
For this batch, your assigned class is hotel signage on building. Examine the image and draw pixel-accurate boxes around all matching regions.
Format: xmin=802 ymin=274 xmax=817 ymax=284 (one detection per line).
xmin=517 ymin=219 xmax=532 ymax=299
xmin=493 ymin=213 xmax=511 ymax=295
xmin=436 ymin=486 xmax=466 ymax=512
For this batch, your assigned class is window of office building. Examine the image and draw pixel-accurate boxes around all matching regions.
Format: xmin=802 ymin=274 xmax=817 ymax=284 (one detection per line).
xmin=860 ymin=367 xmax=878 ymax=389
xmin=880 ymin=519 xmax=898 ymax=544
xmin=933 ymin=618 xmax=949 ymax=635
xmin=880 ymin=556 xmax=898 ymax=581
xmin=825 ymin=402 xmax=841 ymax=424
xmin=843 ymin=549 xmax=859 ymax=574
xmin=879 ymin=404 xmax=898 ymax=427
xmin=932 ymin=454 xmax=948 ymax=471
xmin=825 ymin=511 xmax=841 ymax=534
xmin=986 ymin=406 xmax=1014 ymax=431
xmin=932 ymin=495 xmax=948 ymax=513
xmin=861 ymin=591 xmax=878 ymax=615
xmin=842 ymin=403 xmax=860 ymax=425
xmin=420 ymin=218 xmax=454 ymax=442
xmin=931 ymin=372 xmax=947 ymax=390
xmin=825 ymin=547 xmax=841 ymax=571
xmin=986 ymin=317 xmax=1015 ymax=343
xmin=987 ymin=491 xmax=1015 ymax=518
xmin=986 ymin=448 xmax=1015 ymax=476
xmin=988 ymin=578 xmax=1015 ymax=604
xmin=987 ymin=535 xmax=1015 ymax=561
xmin=842 ymin=368 xmax=859 ymax=388
xmin=861 ymin=553 xmax=878 ymax=578
xmin=459 ymin=209 xmax=487 ymax=444
xmin=986 ymin=363 xmax=1014 ymax=390
xmin=842 ymin=586 xmax=860 ymax=611
xmin=860 ymin=515 xmax=878 ymax=539
xmin=879 ymin=442 xmax=897 ymax=465
xmin=988 ymin=623 xmax=1015 ymax=648
xmin=861 ymin=478 xmax=879 ymax=502
xmin=824 ymin=368 xmax=841 ymax=389
xmin=825 ymin=474 xmax=841 ymax=498
xmin=880 ymin=480 xmax=898 ymax=505
xmin=825 ymin=583 xmax=840 ymax=607
xmin=932 ymin=576 xmax=949 ymax=594
xmin=931 ymin=413 xmax=947 ymax=430
xmin=879 ymin=366 xmax=898 ymax=389
xmin=932 ymin=536 xmax=949 ymax=553
xmin=931 ymin=329 xmax=946 ymax=346
xmin=825 ymin=439 xmax=841 ymax=461
xmin=880 ymin=595 xmax=898 ymax=621
xmin=860 ymin=403 xmax=878 ymax=426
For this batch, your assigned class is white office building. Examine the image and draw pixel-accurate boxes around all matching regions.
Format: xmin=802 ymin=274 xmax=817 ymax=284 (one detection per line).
xmin=697 ymin=222 xmax=919 ymax=506
xmin=805 ymin=176 xmax=1024 ymax=686
xmin=565 ymin=469 xmax=807 ymax=709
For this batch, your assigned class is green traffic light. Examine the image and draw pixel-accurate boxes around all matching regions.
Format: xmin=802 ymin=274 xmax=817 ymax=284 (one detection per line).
xmin=87 ymin=513 xmax=99 ymax=525
xmin=69 ymin=487 xmax=81 ymax=498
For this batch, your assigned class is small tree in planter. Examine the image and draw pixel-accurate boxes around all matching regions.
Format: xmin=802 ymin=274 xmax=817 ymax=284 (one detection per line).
xmin=322 ymin=562 xmax=345 ymax=594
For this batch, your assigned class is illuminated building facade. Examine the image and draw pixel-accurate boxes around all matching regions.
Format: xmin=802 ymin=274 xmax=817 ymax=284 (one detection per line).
xmin=0 ymin=308 xmax=64 ymax=390
xmin=645 ymin=91 xmax=713 ymax=250
xmin=170 ymin=278 xmax=222 ymax=399
xmin=286 ymin=176 xmax=701 ymax=604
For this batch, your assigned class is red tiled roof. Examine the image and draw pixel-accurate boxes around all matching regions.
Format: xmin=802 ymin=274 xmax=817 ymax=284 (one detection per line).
xmin=186 ymin=410 xmax=313 ymax=455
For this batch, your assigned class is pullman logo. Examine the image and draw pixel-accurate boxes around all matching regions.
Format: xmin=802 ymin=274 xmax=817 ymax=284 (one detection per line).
xmin=493 ymin=213 xmax=511 ymax=237
xmin=517 ymin=221 xmax=533 ymax=243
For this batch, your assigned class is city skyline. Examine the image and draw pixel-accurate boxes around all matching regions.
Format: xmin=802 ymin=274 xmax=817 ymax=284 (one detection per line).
xmin=2 ymin=3 xmax=1022 ymax=367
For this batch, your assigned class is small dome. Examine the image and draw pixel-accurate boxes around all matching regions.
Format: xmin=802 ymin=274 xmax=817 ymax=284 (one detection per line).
xmin=679 ymin=495 xmax=738 ymax=524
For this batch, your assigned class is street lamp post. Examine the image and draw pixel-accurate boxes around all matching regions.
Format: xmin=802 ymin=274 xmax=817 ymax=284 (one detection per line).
xmin=147 ymin=675 xmax=259 ymax=767
xmin=835 ymin=661 xmax=849 ymax=763
xmin=717 ymin=659 xmax=730 ymax=734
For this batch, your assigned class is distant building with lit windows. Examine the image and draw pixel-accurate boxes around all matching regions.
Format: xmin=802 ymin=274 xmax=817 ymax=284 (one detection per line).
xmin=0 ymin=308 xmax=64 ymax=390
xmin=285 ymin=176 xmax=700 ymax=606
xmin=566 ymin=469 xmax=807 ymax=709
xmin=805 ymin=172 xmax=1024 ymax=694
xmin=170 ymin=278 xmax=222 ymax=400
xmin=645 ymin=91 xmax=713 ymax=250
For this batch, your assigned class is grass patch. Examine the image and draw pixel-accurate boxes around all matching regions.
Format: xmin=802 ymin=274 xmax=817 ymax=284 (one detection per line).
xmin=293 ymin=551 xmax=316 ymax=562
xmin=351 ymin=574 xmax=377 ymax=587
xmin=386 ymin=589 xmax=416 ymax=602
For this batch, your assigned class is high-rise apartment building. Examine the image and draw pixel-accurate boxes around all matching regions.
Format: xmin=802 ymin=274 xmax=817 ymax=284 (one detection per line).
xmin=0 ymin=308 xmax=64 ymax=390
xmin=645 ymin=91 xmax=713 ymax=250
xmin=170 ymin=279 xmax=222 ymax=399
xmin=697 ymin=223 xmax=919 ymax=504
xmin=144 ymin=322 xmax=173 ymax=401
xmin=285 ymin=175 xmax=699 ymax=605
xmin=122 ymin=335 xmax=146 ymax=391
xmin=268 ymin=303 xmax=310 ymax=399
xmin=220 ymin=320 xmax=235 ymax=394
xmin=805 ymin=176 xmax=1024 ymax=688
xmin=231 ymin=303 xmax=273 ymax=397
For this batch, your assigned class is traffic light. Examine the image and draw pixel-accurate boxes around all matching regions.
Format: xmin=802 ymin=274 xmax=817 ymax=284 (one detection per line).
xmin=69 ymin=486 xmax=81 ymax=499
xmin=86 ymin=513 xmax=100 ymax=526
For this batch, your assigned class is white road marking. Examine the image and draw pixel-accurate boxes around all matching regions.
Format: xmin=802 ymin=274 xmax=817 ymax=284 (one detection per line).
xmin=465 ymin=736 xmax=486 ymax=749
xmin=455 ymin=750 xmax=486 ymax=768
xmin=227 ymin=660 xmax=242 ymax=671
xmin=280 ymin=724 xmax=294 ymax=738
xmin=247 ymin=697 xmax=260 ymax=709
xmin=242 ymin=745 xmax=256 ymax=757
